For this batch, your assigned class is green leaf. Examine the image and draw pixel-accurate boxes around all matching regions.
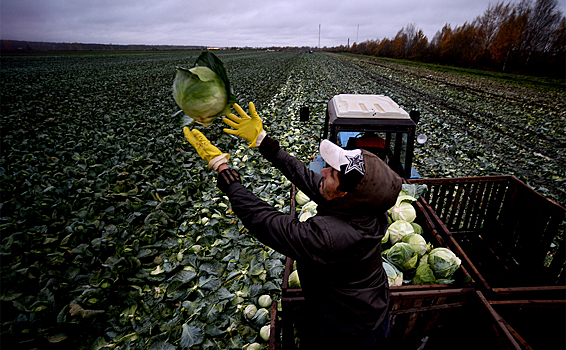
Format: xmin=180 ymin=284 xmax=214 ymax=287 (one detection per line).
xmin=180 ymin=324 xmax=203 ymax=348
xmin=149 ymin=341 xmax=176 ymax=350
xmin=194 ymin=51 xmax=237 ymax=106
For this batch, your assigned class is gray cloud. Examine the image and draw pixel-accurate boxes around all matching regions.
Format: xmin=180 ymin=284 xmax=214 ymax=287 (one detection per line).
xmin=1 ymin=0 xmax=565 ymax=47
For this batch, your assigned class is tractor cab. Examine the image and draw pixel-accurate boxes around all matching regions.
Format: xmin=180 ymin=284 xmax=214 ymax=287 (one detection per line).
xmin=303 ymin=94 xmax=423 ymax=179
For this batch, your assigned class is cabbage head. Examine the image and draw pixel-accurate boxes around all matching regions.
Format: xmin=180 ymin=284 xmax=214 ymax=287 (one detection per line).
xmin=390 ymin=201 xmax=417 ymax=222
xmin=172 ymin=51 xmax=236 ymax=127
xmin=402 ymin=233 xmax=428 ymax=256
xmin=252 ymin=308 xmax=270 ymax=328
xmin=258 ymin=294 xmax=272 ymax=308
xmin=412 ymin=254 xmax=437 ymax=285
xmin=260 ymin=325 xmax=270 ymax=341
xmin=386 ymin=242 xmax=419 ymax=272
xmin=244 ymin=304 xmax=257 ymax=319
xmin=295 ymin=190 xmax=311 ymax=207
xmin=298 ymin=201 xmax=317 ymax=222
xmin=246 ymin=343 xmax=262 ymax=350
xmin=381 ymin=229 xmax=390 ymax=245
xmin=288 ymin=270 xmax=301 ymax=288
xmin=382 ymin=258 xmax=403 ymax=286
xmin=411 ymin=222 xmax=423 ymax=235
xmin=428 ymin=248 xmax=462 ymax=279
xmin=387 ymin=220 xmax=415 ymax=244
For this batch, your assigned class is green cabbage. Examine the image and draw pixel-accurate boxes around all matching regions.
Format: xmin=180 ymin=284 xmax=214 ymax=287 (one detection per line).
xmin=246 ymin=342 xmax=262 ymax=350
xmin=244 ymin=304 xmax=257 ymax=319
xmin=387 ymin=242 xmax=419 ymax=272
xmin=295 ymin=190 xmax=311 ymax=207
xmin=402 ymin=233 xmax=428 ymax=256
xmin=252 ymin=308 xmax=270 ymax=327
xmin=382 ymin=229 xmax=390 ymax=245
xmin=298 ymin=201 xmax=317 ymax=222
xmin=172 ymin=51 xmax=236 ymax=127
xmin=428 ymin=248 xmax=462 ymax=279
xmin=288 ymin=270 xmax=301 ymax=288
xmin=260 ymin=325 xmax=270 ymax=341
xmin=390 ymin=201 xmax=417 ymax=222
xmin=399 ymin=184 xmax=428 ymax=198
xmin=387 ymin=220 xmax=415 ymax=244
xmin=411 ymin=222 xmax=423 ymax=235
xmin=382 ymin=258 xmax=403 ymax=286
xmin=412 ymin=254 xmax=437 ymax=285
xmin=258 ymin=294 xmax=272 ymax=308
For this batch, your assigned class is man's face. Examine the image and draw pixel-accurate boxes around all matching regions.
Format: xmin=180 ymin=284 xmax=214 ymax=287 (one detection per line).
xmin=319 ymin=167 xmax=348 ymax=201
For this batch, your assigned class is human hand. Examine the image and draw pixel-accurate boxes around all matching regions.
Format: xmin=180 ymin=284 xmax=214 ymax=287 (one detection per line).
xmin=222 ymin=102 xmax=266 ymax=148
xmin=183 ymin=127 xmax=230 ymax=170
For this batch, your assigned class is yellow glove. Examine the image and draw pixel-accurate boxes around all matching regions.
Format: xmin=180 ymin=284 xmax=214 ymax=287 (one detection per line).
xmin=183 ymin=127 xmax=230 ymax=170
xmin=222 ymin=102 xmax=266 ymax=148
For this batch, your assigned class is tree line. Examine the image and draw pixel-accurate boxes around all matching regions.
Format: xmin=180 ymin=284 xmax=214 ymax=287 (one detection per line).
xmin=331 ymin=0 xmax=565 ymax=78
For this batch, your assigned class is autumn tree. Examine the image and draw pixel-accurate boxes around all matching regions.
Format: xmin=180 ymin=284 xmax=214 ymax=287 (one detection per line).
xmin=473 ymin=2 xmax=513 ymax=64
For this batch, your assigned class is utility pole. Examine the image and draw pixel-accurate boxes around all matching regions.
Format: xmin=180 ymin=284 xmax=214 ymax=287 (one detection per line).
xmin=318 ymin=24 xmax=321 ymax=50
xmin=356 ymin=24 xmax=359 ymax=44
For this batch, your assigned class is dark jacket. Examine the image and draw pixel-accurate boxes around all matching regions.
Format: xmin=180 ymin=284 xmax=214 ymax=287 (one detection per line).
xmin=220 ymin=137 xmax=391 ymax=345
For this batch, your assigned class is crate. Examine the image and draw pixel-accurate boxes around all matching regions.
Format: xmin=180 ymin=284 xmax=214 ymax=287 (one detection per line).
xmin=389 ymin=288 xmax=475 ymax=348
xmin=280 ymin=185 xmax=475 ymax=349
xmin=286 ymin=185 xmax=474 ymax=295
xmin=473 ymin=290 xmax=566 ymax=350
xmin=410 ymin=175 xmax=565 ymax=298
xmin=268 ymin=299 xmax=282 ymax=350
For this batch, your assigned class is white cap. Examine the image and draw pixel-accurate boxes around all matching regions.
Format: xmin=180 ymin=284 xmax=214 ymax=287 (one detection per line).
xmin=319 ymin=140 xmax=365 ymax=176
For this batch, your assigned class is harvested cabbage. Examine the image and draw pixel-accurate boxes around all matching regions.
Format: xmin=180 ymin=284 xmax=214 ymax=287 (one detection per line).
xmin=387 ymin=220 xmax=415 ymax=244
xmin=382 ymin=229 xmax=390 ymax=245
xmin=172 ymin=51 xmax=237 ymax=127
xmin=288 ymin=270 xmax=301 ymax=288
xmin=428 ymin=248 xmax=461 ymax=279
xmin=402 ymin=233 xmax=428 ymax=256
xmin=411 ymin=222 xmax=423 ymax=235
xmin=382 ymin=258 xmax=403 ymax=286
xmin=295 ymin=190 xmax=311 ymax=207
xmin=400 ymin=183 xmax=428 ymax=198
xmin=390 ymin=201 xmax=417 ymax=222
xmin=298 ymin=201 xmax=317 ymax=222
xmin=412 ymin=254 xmax=437 ymax=285
xmin=387 ymin=242 xmax=419 ymax=272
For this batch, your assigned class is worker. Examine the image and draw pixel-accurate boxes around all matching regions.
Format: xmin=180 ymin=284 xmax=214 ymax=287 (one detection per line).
xmin=183 ymin=102 xmax=402 ymax=350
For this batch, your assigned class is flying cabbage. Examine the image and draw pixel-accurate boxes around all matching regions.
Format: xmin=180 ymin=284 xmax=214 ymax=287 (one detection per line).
xmin=172 ymin=51 xmax=237 ymax=127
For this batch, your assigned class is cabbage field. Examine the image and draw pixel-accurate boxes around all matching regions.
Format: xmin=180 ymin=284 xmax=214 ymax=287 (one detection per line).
xmin=1 ymin=51 xmax=564 ymax=349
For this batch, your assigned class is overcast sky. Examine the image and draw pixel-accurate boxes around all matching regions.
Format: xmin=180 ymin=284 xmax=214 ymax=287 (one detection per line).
xmin=2 ymin=0 xmax=565 ymax=48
